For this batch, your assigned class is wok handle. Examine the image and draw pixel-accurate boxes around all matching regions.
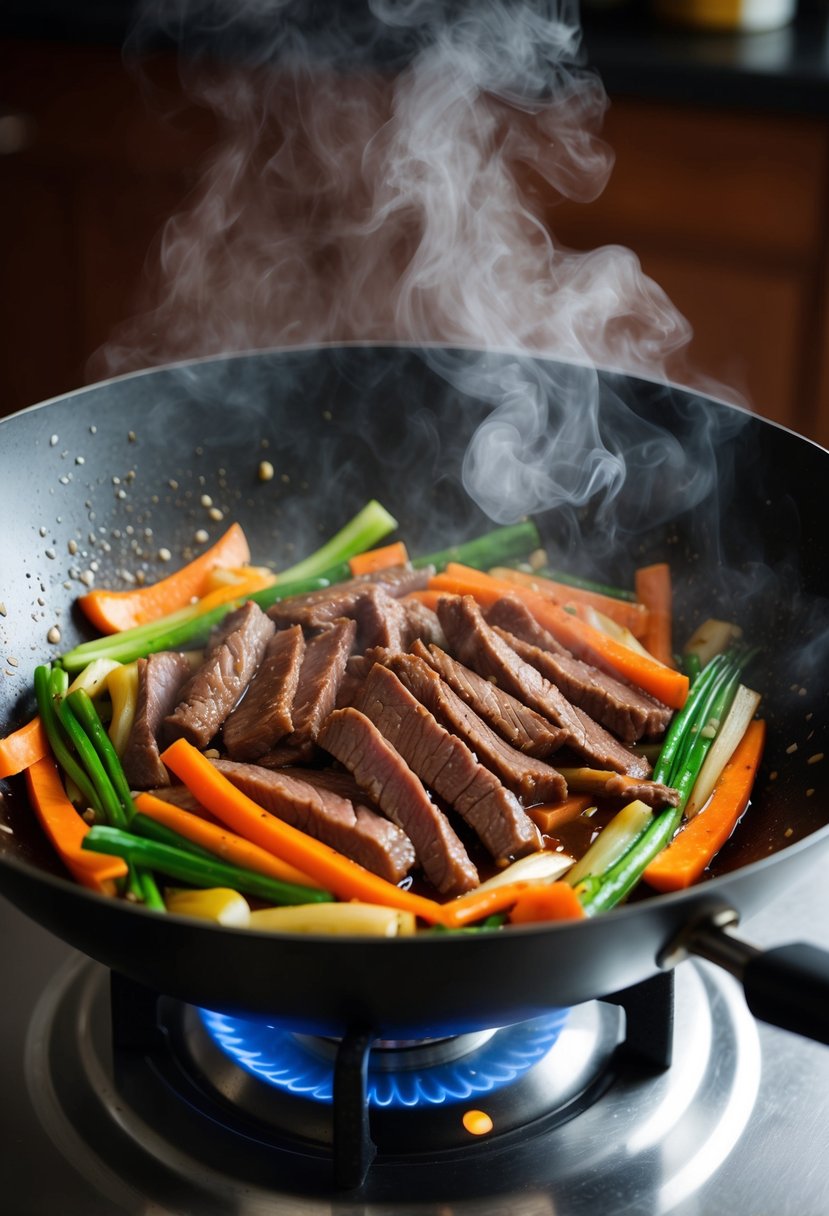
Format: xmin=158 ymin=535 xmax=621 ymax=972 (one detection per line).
xmin=686 ymin=923 xmax=829 ymax=1046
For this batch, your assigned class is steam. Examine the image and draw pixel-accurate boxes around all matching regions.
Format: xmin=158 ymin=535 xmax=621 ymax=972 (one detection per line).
xmin=91 ymin=0 xmax=743 ymax=544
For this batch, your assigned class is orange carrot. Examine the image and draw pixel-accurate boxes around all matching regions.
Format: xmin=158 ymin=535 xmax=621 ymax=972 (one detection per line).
xmin=159 ymin=738 xmax=447 ymax=925
xmin=0 ymin=715 xmax=49 ymax=779
xmin=440 ymin=878 xmax=585 ymax=928
xmin=490 ymin=567 xmax=649 ymax=639
xmin=24 ymin=755 xmax=128 ymax=894
xmin=635 ymin=563 xmax=674 ymax=668
xmin=401 ymin=589 xmax=443 ymax=612
xmin=79 ymin=523 xmax=253 ymax=634
xmin=349 ymin=541 xmax=409 ymax=577
xmin=527 ymin=795 xmax=594 ymax=835
xmin=508 ymin=882 xmax=586 ymax=925
xmin=134 ymin=792 xmax=326 ymax=891
xmin=643 ymin=719 xmax=766 ymax=892
xmin=428 ymin=564 xmax=689 ymax=710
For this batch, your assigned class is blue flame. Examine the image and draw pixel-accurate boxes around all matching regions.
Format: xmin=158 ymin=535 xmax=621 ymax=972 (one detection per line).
xmin=197 ymin=1008 xmax=569 ymax=1108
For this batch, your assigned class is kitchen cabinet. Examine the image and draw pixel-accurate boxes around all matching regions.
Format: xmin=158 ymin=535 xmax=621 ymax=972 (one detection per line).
xmin=2 ymin=38 xmax=829 ymax=444
xmin=549 ymin=99 xmax=829 ymax=443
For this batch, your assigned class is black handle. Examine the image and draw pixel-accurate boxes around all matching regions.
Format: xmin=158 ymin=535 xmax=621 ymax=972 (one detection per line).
xmin=683 ymin=923 xmax=829 ymax=1046
xmin=742 ymin=944 xmax=829 ymax=1046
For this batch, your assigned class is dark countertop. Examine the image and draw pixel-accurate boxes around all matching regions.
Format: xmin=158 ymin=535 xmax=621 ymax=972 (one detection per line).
xmin=2 ymin=1 xmax=829 ymax=115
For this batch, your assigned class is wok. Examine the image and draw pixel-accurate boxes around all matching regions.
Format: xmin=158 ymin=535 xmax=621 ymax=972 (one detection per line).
xmin=1 ymin=344 xmax=828 ymax=1044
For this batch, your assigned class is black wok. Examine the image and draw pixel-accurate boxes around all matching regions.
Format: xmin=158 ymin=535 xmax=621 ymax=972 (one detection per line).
xmin=1 ymin=344 xmax=828 ymax=1043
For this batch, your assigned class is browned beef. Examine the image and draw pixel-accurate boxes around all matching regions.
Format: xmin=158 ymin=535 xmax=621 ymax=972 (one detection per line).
xmin=211 ymin=757 xmax=416 ymax=884
xmin=318 ymin=707 xmax=479 ymax=895
xmin=163 ymin=601 xmax=275 ymax=749
xmin=400 ymin=598 xmax=446 ymax=650
xmin=486 ymin=595 xmax=570 ymax=656
xmin=257 ymin=618 xmax=356 ymax=765
xmin=122 ymin=651 xmax=192 ymax=789
xmin=488 ymin=596 xmax=672 ymax=743
xmin=382 ymin=651 xmax=568 ymax=805
xmin=437 ymin=596 xmax=650 ymax=778
xmin=267 ymin=565 xmax=433 ymax=632
xmin=354 ymin=587 xmax=412 ymax=650
xmin=221 ymin=625 xmax=305 ymax=761
xmin=565 ymin=769 xmax=681 ymax=809
xmin=353 ymin=663 xmax=542 ymax=864
xmin=411 ymin=639 xmax=564 ymax=759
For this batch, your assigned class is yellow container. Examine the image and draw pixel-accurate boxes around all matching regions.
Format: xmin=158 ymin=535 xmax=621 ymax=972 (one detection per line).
xmin=653 ymin=0 xmax=796 ymax=30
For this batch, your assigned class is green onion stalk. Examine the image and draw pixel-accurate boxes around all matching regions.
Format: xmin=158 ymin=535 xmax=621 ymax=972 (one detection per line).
xmin=579 ymin=649 xmax=752 ymax=916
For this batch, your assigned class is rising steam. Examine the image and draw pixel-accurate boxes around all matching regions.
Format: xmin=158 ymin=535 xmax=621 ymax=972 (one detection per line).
xmin=91 ymin=0 xmax=741 ymax=538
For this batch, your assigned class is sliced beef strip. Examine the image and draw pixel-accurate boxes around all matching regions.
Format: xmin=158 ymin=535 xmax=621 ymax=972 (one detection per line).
xmin=352 ymin=662 xmax=542 ymax=864
xmin=400 ymin=598 xmax=446 ymax=650
xmin=211 ymin=757 xmax=416 ymax=885
xmin=382 ymin=651 xmax=568 ymax=805
xmin=256 ymin=618 xmax=356 ymax=766
xmin=437 ymin=595 xmax=650 ymax=779
xmin=318 ymin=707 xmax=479 ymax=896
xmin=121 ymin=651 xmax=193 ymax=789
xmin=410 ymin=639 xmax=565 ymax=759
xmin=487 ymin=595 xmax=672 ymax=743
xmin=486 ymin=595 xmax=571 ymax=657
xmin=566 ymin=769 xmax=681 ymax=809
xmin=221 ymin=625 xmax=306 ymax=761
xmin=163 ymin=601 xmax=275 ymax=749
xmin=356 ymin=590 xmax=447 ymax=653
xmin=267 ymin=565 xmax=433 ymax=631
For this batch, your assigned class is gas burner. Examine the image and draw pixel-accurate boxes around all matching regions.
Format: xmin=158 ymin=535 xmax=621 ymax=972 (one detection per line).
xmin=178 ymin=1002 xmax=598 ymax=1153
xmin=24 ymin=954 xmax=762 ymax=1215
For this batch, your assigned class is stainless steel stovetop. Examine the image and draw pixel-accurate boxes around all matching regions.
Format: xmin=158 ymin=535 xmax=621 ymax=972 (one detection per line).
xmin=1 ymin=868 xmax=827 ymax=1216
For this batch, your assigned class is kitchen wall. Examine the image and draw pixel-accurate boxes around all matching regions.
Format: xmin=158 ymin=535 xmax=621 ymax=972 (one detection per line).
xmin=2 ymin=6 xmax=829 ymax=443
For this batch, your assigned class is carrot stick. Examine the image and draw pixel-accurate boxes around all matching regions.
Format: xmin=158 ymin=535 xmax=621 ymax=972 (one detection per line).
xmin=508 ymin=882 xmax=586 ymax=924
xmin=133 ymin=792 xmax=326 ymax=891
xmin=635 ymin=563 xmax=674 ymax=668
xmin=489 ymin=567 xmax=649 ymax=639
xmin=0 ymin=715 xmax=49 ymax=779
xmin=24 ymin=755 xmax=129 ymax=894
xmin=159 ymin=738 xmax=447 ymax=925
xmin=428 ymin=564 xmax=689 ymax=710
xmin=401 ymin=589 xmax=443 ymax=612
xmin=527 ymin=795 xmax=594 ymax=835
xmin=78 ymin=523 xmax=254 ymax=634
xmin=349 ymin=541 xmax=409 ymax=577
xmin=440 ymin=878 xmax=585 ymax=928
xmin=643 ymin=719 xmax=766 ymax=892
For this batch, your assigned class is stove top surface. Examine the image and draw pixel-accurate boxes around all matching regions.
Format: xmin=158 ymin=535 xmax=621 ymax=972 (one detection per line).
xmin=2 ymin=870 xmax=828 ymax=1216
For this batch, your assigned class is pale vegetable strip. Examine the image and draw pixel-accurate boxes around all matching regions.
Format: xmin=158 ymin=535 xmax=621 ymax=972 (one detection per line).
xmin=566 ymin=800 xmax=653 ymax=888
xmin=164 ymin=888 xmax=251 ymax=927
xmin=472 ymin=850 xmax=575 ymax=893
xmin=106 ymin=662 xmax=139 ymax=757
xmin=683 ymin=684 xmax=761 ymax=818
xmin=248 ymin=903 xmax=418 ymax=936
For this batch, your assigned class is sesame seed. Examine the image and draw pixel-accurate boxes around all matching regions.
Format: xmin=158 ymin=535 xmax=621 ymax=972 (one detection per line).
xmin=258 ymin=460 xmax=274 ymax=481
xmin=47 ymin=626 xmax=61 ymax=644
xmin=158 ymin=548 xmax=172 ymax=562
